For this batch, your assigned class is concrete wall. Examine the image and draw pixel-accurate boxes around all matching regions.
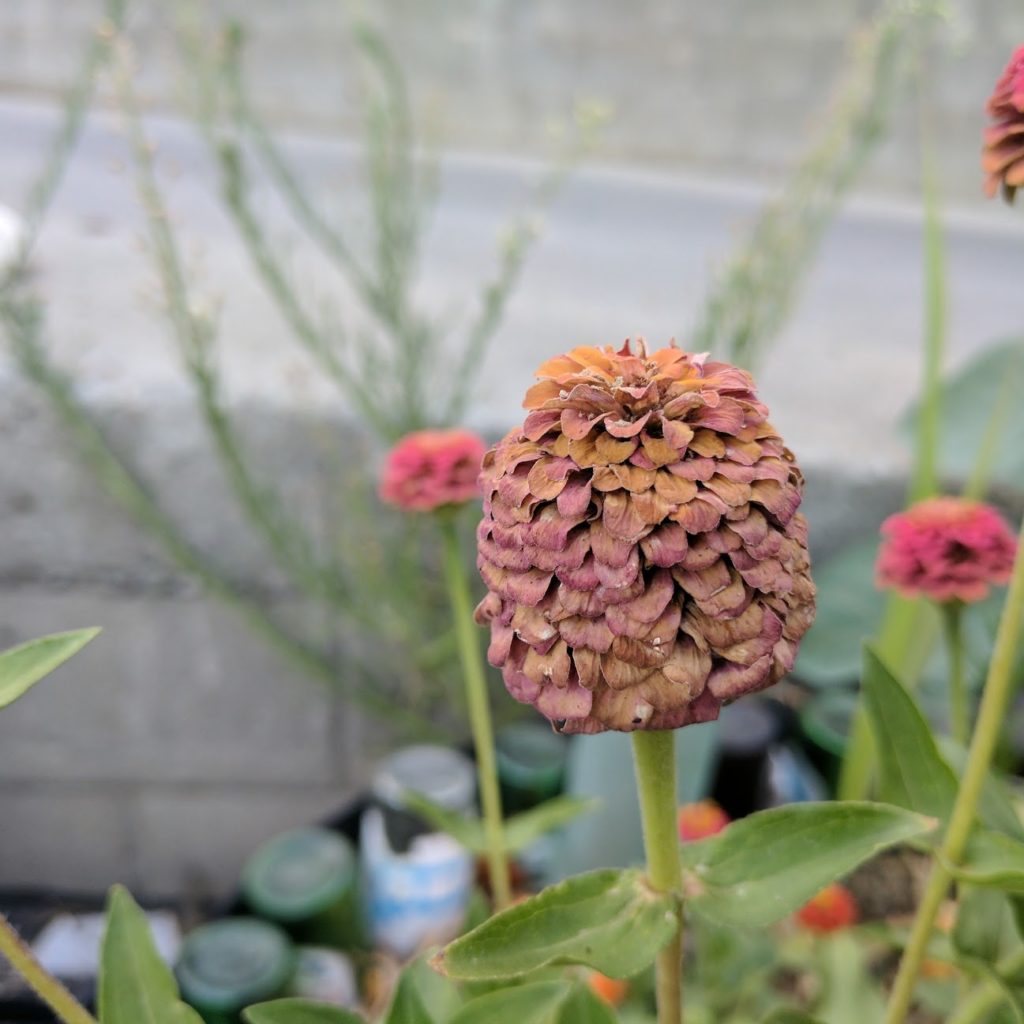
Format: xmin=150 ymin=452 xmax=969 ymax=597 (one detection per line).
xmin=1 ymin=2 xmax=1024 ymax=900
xmin=1 ymin=1 xmax=1024 ymax=203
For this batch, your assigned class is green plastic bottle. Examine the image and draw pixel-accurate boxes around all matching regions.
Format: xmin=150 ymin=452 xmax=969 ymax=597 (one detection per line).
xmin=495 ymin=722 xmax=568 ymax=814
xmin=242 ymin=826 xmax=364 ymax=949
xmin=176 ymin=917 xmax=294 ymax=1024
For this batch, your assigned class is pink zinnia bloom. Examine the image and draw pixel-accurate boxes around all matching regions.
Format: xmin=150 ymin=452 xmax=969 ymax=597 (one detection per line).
xmin=795 ymin=883 xmax=858 ymax=934
xmin=876 ymin=497 xmax=1017 ymax=604
xmin=379 ymin=429 xmax=487 ymax=512
xmin=983 ymin=44 xmax=1024 ymax=202
xmin=678 ymin=799 xmax=730 ymax=842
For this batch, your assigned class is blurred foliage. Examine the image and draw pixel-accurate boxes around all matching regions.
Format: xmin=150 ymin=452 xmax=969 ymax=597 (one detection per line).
xmin=692 ymin=0 xmax=944 ymax=372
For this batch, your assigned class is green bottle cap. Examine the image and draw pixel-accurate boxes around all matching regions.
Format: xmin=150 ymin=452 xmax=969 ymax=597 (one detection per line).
xmin=176 ymin=917 xmax=294 ymax=1018
xmin=242 ymin=827 xmax=356 ymax=924
xmin=496 ymin=723 xmax=568 ymax=803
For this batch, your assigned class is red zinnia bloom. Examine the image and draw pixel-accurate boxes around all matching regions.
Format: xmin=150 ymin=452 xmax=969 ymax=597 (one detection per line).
xmin=379 ymin=429 xmax=487 ymax=512
xmin=983 ymin=44 xmax=1024 ymax=203
xmin=795 ymin=883 xmax=858 ymax=933
xmin=876 ymin=497 xmax=1017 ymax=605
xmin=678 ymin=800 xmax=730 ymax=842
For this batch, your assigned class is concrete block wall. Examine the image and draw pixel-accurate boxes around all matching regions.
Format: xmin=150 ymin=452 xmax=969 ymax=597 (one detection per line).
xmin=1 ymin=4 xmax=1024 ymax=899
xmin=2 ymin=1 xmax=1024 ymax=203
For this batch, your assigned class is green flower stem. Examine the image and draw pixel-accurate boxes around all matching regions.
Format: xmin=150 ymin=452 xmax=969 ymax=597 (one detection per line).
xmin=0 ymin=914 xmax=96 ymax=1024
xmin=438 ymin=515 xmax=512 ymax=911
xmin=941 ymin=600 xmax=968 ymax=746
xmin=884 ymin=517 xmax=1024 ymax=1024
xmin=632 ymin=729 xmax=684 ymax=1024
xmin=948 ymin=948 xmax=1024 ymax=1024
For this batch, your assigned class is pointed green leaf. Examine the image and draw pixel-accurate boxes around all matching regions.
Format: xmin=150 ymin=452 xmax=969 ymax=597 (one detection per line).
xmin=762 ymin=1013 xmax=827 ymax=1024
xmin=955 ymin=831 xmax=1024 ymax=892
xmin=938 ymin=739 xmax=1024 ymax=841
xmin=502 ymin=797 xmax=598 ymax=853
xmin=449 ymin=981 xmax=615 ymax=1024
xmin=862 ymin=644 xmax=957 ymax=819
xmin=243 ymin=1000 xmax=364 ymax=1024
xmin=680 ymin=801 xmax=934 ymax=928
xmin=434 ymin=869 xmax=677 ymax=981
xmin=401 ymin=792 xmax=597 ymax=856
xmin=385 ymin=958 xmax=462 ymax=1024
xmin=954 ymin=888 xmax=1008 ymax=965
xmin=400 ymin=791 xmax=485 ymax=852
xmin=99 ymin=885 xmax=204 ymax=1024
xmin=0 ymin=628 xmax=100 ymax=710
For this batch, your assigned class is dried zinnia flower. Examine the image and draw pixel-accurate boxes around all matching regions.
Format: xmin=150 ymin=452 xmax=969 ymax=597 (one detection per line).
xmin=876 ymin=497 xmax=1017 ymax=605
xmin=678 ymin=800 xmax=730 ymax=842
xmin=983 ymin=45 xmax=1024 ymax=203
xmin=380 ymin=429 xmax=487 ymax=512
xmin=795 ymin=883 xmax=858 ymax=933
xmin=475 ymin=340 xmax=815 ymax=734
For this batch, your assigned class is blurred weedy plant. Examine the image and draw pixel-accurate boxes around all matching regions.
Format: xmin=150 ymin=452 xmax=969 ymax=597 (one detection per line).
xmin=692 ymin=0 xmax=945 ymax=373
xmin=1 ymin=2 xmax=600 ymax=738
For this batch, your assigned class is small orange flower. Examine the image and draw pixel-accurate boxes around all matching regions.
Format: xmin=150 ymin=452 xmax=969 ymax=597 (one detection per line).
xmin=587 ymin=971 xmax=629 ymax=1007
xmin=678 ymin=800 xmax=730 ymax=842
xmin=795 ymin=883 xmax=858 ymax=933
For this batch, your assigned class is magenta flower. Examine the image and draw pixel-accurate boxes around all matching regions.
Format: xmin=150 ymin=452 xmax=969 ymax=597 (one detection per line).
xmin=876 ymin=497 xmax=1017 ymax=604
xmin=380 ymin=429 xmax=487 ymax=512
xmin=983 ymin=44 xmax=1024 ymax=203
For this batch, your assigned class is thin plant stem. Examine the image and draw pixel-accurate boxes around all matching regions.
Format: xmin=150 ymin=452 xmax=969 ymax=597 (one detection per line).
xmin=941 ymin=601 xmax=968 ymax=746
xmin=438 ymin=515 xmax=512 ymax=910
xmin=884 ymin=516 xmax=1024 ymax=1024
xmin=632 ymin=730 xmax=684 ymax=1024
xmin=0 ymin=915 xmax=96 ymax=1024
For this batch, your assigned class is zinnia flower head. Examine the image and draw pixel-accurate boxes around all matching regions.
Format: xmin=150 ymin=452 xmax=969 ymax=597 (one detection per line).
xmin=983 ymin=44 xmax=1024 ymax=203
xmin=475 ymin=340 xmax=816 ymax=734
xmin=379 ymin=429 xmax=487 ymax=512
xmin=876 ymin=497 xmax=1017 ymax=604
xmin=795 ymin=883 xmax=858 ymax=933
xmin=678 ymin=799 xmax=730 ymax=842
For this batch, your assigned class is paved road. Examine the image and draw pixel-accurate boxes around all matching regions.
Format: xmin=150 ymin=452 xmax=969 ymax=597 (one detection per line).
xmin=2 ymin=95 xmax=1023 ymax=477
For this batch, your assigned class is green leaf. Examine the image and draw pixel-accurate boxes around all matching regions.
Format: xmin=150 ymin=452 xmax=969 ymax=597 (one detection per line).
xmin=400 ymin=791 xmax=485 ymax=852
xmin=861 ymin=644 xmax=956 ymax=819
xmin=0 ymin=628 xmax=100 ymax=710
xmin=955 ymin=831 xmax=1024 ymax=892
xmin=449 ymin=981 xmax=615 ymax=1024
xmin=954 ymin=888 xmax=1008 ymax=965
xmin=939 ymin=739 xmax=1024 ymax=842
xmin=502 ymin=798 xmax=599 ymax=853
xmin=243 ymin=1000 xmax=364 ymax=1024
xmin=680 ymin=801 xmax=934 ymax=928
xmin=401 ymin=792 xmax=597 ymax=856
xmin=794 ymin=539 xmax=882 ymax=687
xmin=762 ymin=1012 xmax=826 ymax=1024
xmin=99 ymin=885 xmax=204 ymax=1024
xmin=384 ymin=958 xmax=462 ymax=1024
xmin=903 ymin=337 xmax=1024 ymax=495
xmin=434 ymin=869 xmax=677 ymax=981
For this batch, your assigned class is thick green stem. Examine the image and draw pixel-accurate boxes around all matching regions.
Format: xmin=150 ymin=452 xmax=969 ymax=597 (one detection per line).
xmin=0 ymin=914 xmax=96 ymax=1024
xmin=941 ymin=601 xmax=968 ymax=746
xmin=884 ymin=517 xmax=1024 ymax=1024
xmin=632 ymin=730 xmax=684 ymax=1024
xmin=438 ymin=516 xmax=512 ymax=910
